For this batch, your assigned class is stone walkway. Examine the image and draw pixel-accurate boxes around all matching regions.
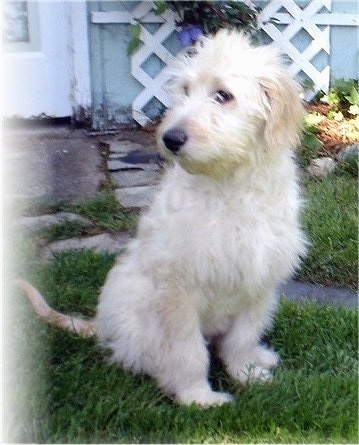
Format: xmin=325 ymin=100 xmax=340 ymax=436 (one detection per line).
xmin=99 ymin=139 xmax=164 ymax=208
xmin=11 ymin=129 xmax=357 ymax=309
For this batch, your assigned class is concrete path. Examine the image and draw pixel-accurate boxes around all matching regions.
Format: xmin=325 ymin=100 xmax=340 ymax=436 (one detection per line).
xmin=3 ymin=122 xmax=105 ymax=205
xmin=4 ymin=122 xmax=357 ymax=308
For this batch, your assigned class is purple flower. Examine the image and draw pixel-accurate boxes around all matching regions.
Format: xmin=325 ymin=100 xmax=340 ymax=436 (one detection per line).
xmin=178 ymin=25 xmax=203 ymax=47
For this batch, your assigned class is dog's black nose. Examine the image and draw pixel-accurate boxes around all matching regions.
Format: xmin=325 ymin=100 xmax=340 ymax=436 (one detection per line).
xmin=162 ymin=128 xmax=188 ymax=153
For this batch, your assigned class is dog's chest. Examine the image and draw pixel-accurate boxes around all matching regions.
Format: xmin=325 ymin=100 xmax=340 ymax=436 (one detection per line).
xmin=171 ymin=199 xmax=279 ymax=336
xmin=159 ymin=180 xmax=297 ymax=292
xmin=165 ymin=190 xmax=264 ymax=284
xmin=143 ymin=166 xmax=301 ymax=299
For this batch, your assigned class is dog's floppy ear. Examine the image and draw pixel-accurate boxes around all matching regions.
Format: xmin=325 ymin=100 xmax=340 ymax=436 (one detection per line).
xmin=260 ymin=72 xmax=304 ymax=151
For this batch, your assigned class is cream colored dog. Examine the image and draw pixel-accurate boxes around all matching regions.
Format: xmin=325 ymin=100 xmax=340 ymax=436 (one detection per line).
xmin=20 ymin=30 xmax=306 ymax=407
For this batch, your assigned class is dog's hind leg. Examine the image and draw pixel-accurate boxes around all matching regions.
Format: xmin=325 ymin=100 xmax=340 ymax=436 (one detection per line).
xmin=97 ymin=271 xmax=232 ymax=406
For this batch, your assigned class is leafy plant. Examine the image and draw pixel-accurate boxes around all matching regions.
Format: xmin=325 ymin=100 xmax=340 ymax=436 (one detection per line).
xmin=167 ymin=1 xmax=259 ymax=35
xmin=347 ymin=85 xmax=359 ymax=116
xmin=320 ymin=79 xmax=359 ymax=117
xmin=127 ymin=22 xmax=142 ymax=56
xmin=128 ymin=1 xmax=260 ymax=55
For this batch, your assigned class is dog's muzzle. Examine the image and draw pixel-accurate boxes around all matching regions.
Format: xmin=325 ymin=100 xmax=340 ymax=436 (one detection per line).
xmin=162 ymin=128 xmax=188 ymax=154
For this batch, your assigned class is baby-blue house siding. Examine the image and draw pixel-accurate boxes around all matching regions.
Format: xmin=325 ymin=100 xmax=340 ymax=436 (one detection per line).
xmin=330 ymin=1 xmax=358 ymax=80
xmin=88 ymin=1 xmax=358 ymax=129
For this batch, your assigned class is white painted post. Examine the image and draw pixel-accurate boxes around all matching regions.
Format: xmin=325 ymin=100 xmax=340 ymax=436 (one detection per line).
xmin=66 ymin=1 xmax=92 ymax=122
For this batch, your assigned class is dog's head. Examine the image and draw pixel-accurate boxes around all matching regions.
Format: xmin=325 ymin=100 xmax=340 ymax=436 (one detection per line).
xmin=157 ymin=30 xmax=303 ymax=176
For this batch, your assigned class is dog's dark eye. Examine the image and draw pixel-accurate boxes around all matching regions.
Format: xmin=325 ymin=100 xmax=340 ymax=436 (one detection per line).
xmin=183 ymin=84 xmax=190 ymax=96
xmin=213 ymin=90 xmax=234 ymax=104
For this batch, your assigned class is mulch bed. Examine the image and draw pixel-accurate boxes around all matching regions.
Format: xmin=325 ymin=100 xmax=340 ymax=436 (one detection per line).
xmin=306 ymin=103 xmax=359 ymax=158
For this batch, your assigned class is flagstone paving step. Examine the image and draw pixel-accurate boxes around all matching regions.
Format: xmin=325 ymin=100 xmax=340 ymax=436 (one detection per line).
xmin=278 ymin=279 xmax=357 ymax=308
xmin=19 ymin=212 xmax=93 ymax=233
xmin=107 ymin=159 xmax=160 ymax=172
xmin=115 ymin=185 xmax=157 ymax=208
xmin=41 ymin=233 xmax=132 ymax=260
xmin=101 ymin=138 xmax=164 ymax=207
xmin=111 ymin=169 xmax=161 ymax=189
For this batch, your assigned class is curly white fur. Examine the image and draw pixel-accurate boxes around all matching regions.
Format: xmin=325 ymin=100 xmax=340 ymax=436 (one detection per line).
xmin=20 ymin=30 xmax=307 ymax=407
xmin=96 ymin=31 xmax=306 ymax=406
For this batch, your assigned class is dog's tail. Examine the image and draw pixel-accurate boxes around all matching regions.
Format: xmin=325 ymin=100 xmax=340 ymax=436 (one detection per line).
xmin=17 ymin=279 xmax=96 ymax=338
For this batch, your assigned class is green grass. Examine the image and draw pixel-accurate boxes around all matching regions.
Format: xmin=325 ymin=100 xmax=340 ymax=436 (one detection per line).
xmin=73 ymin=191 xmax=138 ymax=233
xmin=21 ymin=190 xmax=139 ymax=241
xmin=5 ymin=250 xmax=358 ymax=443
xmin=40 ymin=220 xmax=91 ymax=242
xmin=298 ymin=176 xmax=358 ymax=289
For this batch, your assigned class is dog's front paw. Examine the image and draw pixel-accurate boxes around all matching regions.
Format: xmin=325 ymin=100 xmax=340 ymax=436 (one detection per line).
xmin=225 ymin=346 xmax=279 ymax=385
xmin=177 ymin=385 xmax=233 ymax=407
xmin=229 ymin=364 xmax=273 ymax=385
xmin=254 ymin=346 xmax=280 ymax=370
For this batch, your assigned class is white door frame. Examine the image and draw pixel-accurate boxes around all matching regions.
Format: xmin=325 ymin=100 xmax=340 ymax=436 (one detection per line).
xmin=2 ymin=0 xmax=91 ymax=120
xmin=67 ymin=0 xmax=92 ymax=122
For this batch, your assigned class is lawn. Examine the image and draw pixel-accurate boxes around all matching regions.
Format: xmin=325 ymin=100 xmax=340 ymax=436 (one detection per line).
xmin=4 ymin=250 xmax=358 ymax=443
xmin=298 ymin=175 xmax=358 ymax=289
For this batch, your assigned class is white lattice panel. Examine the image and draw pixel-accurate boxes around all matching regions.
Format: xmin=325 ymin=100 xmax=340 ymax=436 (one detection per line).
xmin=93 ymin=2 xmax=178 ymax=126
xmin=92 ymin=0 xmax=359 ymax=126
xmin=255 ymin=0 xmax=332 ymax=100
xmin=130 ymin=3 xmax=177 ymax=125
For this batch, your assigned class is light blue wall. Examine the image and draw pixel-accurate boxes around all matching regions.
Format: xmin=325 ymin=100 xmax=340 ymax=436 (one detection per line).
xmin=330 ymin=0 xmax=359 ymax=81
xmin=88 ymin=1 xmax=143 ymax=128
xmin=88 ymin=1 xmax=359 ymax=129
